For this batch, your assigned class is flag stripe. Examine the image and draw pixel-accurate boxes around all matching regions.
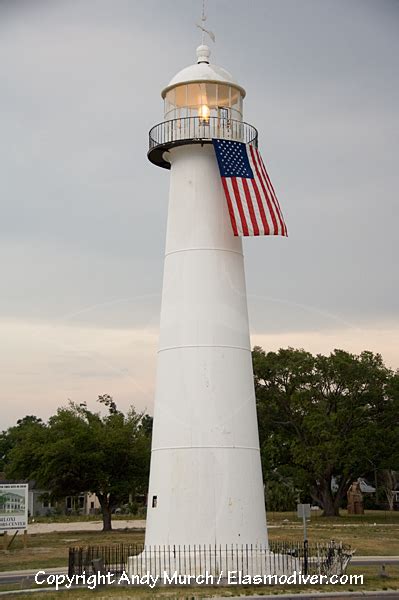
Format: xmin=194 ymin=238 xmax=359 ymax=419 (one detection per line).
xmin=248 ymin=145 xmax=278 ymax=234
xmin=244 ymin=177 xmax=264 ymax=235
xmin=231 ymin=177 xmax=250 ymax=236
xmin=221 ymin=178 xmax=238 ymax=236
xmin=259 ymin=149 xmax=287 ymax=235
xmin=249 ymin=145 xmax=280 ymax=235
xmin=257 ymin=151 xmax=287 ymax=236
xmin=256 ymin=149 xmax=282 ymax=236
xmin=257 ymin=151 xmax=285 ymax=234
xmin=225 ymin=178 xmax=243 ymax=235
xmin=249 ymin=177 xmax=270 ymax=235
xmin=235 ymin=178 xmax=254 ymax=235
xmin=238 ymin=178 xmax=259 ymax=235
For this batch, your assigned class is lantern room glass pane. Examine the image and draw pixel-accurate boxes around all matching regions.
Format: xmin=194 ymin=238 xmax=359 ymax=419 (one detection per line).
xmin=165 ymin=88 xmax=175 ymax=111
xmin=164 ymin=83 xmax=243 ymax=121
xmin=230 ymin=87 xmax=242 ymax=116
xmin=217 ymin=84 xmax=230 ymax=107
xmin=185 ymin=83 xmax=204 ymax=108
xmin=174 ymin=85 xmax=187 ymax=108
xmin=164 ymin=88 xmax=176 ymax=119
xmin=204 ymin=83 xmax=217 ymax=108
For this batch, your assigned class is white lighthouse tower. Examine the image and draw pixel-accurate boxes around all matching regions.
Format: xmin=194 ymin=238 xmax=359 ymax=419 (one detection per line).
xmin=145 ymin=44 xmax=267 ymax=550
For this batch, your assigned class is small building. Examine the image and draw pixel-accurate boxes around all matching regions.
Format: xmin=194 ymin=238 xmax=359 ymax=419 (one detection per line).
xmin=65 ymin=492 xmax=101 ymax=515
xmin=28 ymin=483 xmax=56 ymax=517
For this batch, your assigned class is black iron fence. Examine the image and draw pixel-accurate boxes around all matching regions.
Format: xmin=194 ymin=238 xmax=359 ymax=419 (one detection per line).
xmin=69 ymin=541 xmax=352 ymax=580
xmin=148 ymin=117 xmax=258 ymax=152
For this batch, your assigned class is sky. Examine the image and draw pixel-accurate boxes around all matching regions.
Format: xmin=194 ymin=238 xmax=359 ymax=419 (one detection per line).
xmin=0 ymin=0 xmax=398 ymax=429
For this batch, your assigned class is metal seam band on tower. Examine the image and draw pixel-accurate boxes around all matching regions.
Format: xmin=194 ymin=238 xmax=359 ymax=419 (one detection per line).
xmin=164 ymin=247 xmax=244 ymax=258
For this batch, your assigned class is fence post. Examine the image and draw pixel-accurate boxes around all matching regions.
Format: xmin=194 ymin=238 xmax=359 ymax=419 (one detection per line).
xmin=68 ymin=548 xmax=74 ymax=578
xmin=304 ymin=539 xmax=309 ymax=576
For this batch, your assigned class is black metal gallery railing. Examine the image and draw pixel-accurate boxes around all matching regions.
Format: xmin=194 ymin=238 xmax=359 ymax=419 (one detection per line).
xmin=69 ymin=540 xmax=353 ymax=579
xmin=148 ymin=116 xmax=258 ymax=152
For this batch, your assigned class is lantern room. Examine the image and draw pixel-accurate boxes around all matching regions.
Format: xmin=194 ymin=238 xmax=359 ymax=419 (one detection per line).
xmin=162 ymin=45 xmax=245 ymax=122
xmin=164 ymin=81 xmax=243 ymax=122
xmin=148 ymin=45 xmax=257 ymax=169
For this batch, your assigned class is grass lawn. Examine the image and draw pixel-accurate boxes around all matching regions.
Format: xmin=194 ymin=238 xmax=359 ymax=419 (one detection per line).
xmin=1 ymin=511 xmax=398 ymax=573
xmin=1 ymin=566 xmax=399 ymax=598
xmin=0 ymin=529 xmax=144 ymax=572
xmin=268 ymin=509 xmax=399 ymax=556
xmin=29 ymin=514 xmax=145 ymax=524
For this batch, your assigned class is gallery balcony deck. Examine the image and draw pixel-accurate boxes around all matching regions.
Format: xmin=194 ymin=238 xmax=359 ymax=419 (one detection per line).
xmin=148 ymin=116 xmax=258 ymax=169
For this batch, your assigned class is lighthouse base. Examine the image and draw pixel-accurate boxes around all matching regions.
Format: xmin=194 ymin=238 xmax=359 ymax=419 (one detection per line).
xmin=127 ymin=545 xmax=299 ymax=579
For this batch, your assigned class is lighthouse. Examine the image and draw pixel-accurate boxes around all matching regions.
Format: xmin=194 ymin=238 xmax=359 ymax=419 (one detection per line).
xmin=145 ymin=44 xmax=268 ymax=549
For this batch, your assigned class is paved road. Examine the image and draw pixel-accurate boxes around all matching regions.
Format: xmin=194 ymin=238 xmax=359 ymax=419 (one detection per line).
xmin=1 ymin=556 xmax=398 ymax=584
xmin=0 ymin=567 xmax=67 ymax=587
xmin=1 ymin=567 xmax=399 ymax=599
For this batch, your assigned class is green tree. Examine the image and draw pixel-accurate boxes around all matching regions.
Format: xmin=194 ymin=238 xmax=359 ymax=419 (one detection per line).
xmin=6 ymin=397 xmax=151 ymax=530
xmin=0 ymin=416 xmax=46 ymax=474
xmin=377 ymin=372 xmax=399 ymax=510
xmin=253 ymin=347 xmax=398 ymax=516
xmin=264 ymin=477 xmax=298 ymax=512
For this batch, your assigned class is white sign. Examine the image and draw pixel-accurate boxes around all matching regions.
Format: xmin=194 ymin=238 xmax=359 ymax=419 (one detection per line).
xmin=0 ymin=483 xmax=28 ymax=531
xmin=297 ymin=503 xmax=311 ymax=519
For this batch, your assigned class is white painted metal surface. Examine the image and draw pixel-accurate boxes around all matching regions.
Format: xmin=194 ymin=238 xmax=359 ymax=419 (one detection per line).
xmin=145 ymin=140 xmax=267 ymax=547
xmin=162 ymin=45 xmax=246 ymax=98
xmin=145 ymin=45 xmax=267 ymax=550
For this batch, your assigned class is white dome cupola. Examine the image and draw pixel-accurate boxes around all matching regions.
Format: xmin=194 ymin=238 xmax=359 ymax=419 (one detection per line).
xmin=162 ymin=45 xmax=246 ymax=122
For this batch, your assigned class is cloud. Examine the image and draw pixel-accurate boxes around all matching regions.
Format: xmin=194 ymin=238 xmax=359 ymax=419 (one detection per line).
xmin=0 ymin=318 xmax=158 ymax=429
xmin=252 ymin=323 xmax=399 ymax=372
xmin=1 ymin=315 xmax=397 ymax=430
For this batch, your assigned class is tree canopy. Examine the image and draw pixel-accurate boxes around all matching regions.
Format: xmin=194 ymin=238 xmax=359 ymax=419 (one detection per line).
xmin=2 ymin=347 xmax=398 ymax=524
xmin=253 ymin=347 xmax=399 ymax=516
xmin=0 ymin=415 xmax=46 ymax=475
xmin=4 ymin=396 xmax=152 ymax=530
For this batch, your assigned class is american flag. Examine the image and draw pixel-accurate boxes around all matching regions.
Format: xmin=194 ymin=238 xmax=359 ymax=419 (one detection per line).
xmin=212 ymin=139 xmax=287 ymax=237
